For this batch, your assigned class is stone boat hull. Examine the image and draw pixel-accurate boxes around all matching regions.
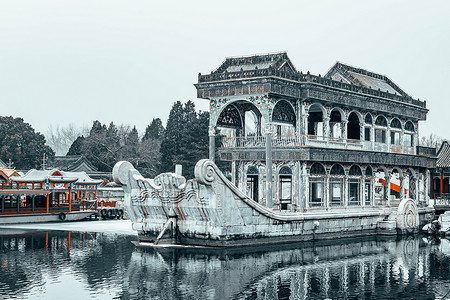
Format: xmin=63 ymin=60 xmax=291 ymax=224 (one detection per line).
xmin=113 ymin=160 xmax=433 ymax=247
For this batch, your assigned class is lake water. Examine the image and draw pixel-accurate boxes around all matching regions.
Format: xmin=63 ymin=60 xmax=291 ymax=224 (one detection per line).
xmin=1 ymin=221 xmax=450 ymax=299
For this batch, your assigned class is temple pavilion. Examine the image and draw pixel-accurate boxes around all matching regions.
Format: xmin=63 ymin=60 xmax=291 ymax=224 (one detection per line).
xmin=195 ymin=52 xmax=436 ymax=211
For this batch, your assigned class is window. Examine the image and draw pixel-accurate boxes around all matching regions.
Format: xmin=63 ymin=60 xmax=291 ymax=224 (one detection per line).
xmin=246 ymin=176 xmax=258 ymax=202
xmin=390 ymin=131 xmax=400 ymax=145
xmin=310 ymin=179 xmax=324 ymax=207
xmin=364 ymin=127 xmax=371 ymax=141
xmin=279 ymin=166 xmax=292 ymax=210
xmin=349 ymin=180 xmax=360 ymax=206
xmin=364 ymin=181 xmax=371 ymax=206
xmin=331 ymin=179 xmax=343 ymax=206
xmin=279 ymin=176 xmax=292 ymax=210
xmin=375 ymin=129 xmax=386 ymax=143
xmin=404 ymin=134 xmax=413 ymax=147
xmin=246 ymin=166 xmax=259 ymax=202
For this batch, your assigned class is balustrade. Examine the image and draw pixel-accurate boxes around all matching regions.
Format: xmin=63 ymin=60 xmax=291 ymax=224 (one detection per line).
xmin=221 ymin=135 xmax=415 ymax=154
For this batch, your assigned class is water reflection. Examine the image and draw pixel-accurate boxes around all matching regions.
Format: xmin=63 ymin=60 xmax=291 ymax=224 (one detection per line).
xmin=1 ymin=230 xmax=450 ymax=299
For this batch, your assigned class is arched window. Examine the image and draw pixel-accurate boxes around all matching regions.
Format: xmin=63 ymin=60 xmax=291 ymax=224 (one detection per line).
xmin=404 ymin=121 xmax=415 ymax=147
xmin=375 ymin=116 xmax=387 ymax=127
xmin=279 ymin=166 xmax=292 ymax=211
xmin=310 ymin=163 xmax=326 ymax=175
xmin=390 ymin=118 xmax=402 ymax=129
xmin=365 ymin=166 xmax=373 ymax=177
xmin=405 ymin=121 xmax=415 ymax=132
xmin=347 ymin=112 xmax=361 ymax=140
xmin=348 ymin=165 xmax=362 ymax=206
xmin=330 ymin=164 xmax=345 ymax=176
xmin=330 ymin=164 xmax=345 ymax=207
xmin=246 ymin=166 xmax=259 ymax=202
xmin=330 ymin=109 xmax=343 ymax=138
xmin=308 ymin=104 xmax=324 ymax=136
xmin=272 ymin=101 xmax=296 ymax=126
xmin=349 ymin=165 xmax=362 ymax=176
xmin=390 ymin=118 xmax=402 ymax=146
xmin=309 ymin=163 xmax=325 ymax=207
xmin=364 ymin=114 xmax=373 ymax=141
xmin=217 ymin=104 xmax=242 ymax=128
xmin=375 ymin=116 xmax=387 ymax=143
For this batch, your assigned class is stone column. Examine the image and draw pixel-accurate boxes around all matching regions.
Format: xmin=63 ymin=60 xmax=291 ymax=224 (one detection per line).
xmin=360 ymin=122 xmax=365 ymax=141
xmin=265 ymin=125 xmax=273 ymax=209
xmin=425 ymin=169 xmax=430 ymax=202
xmin=361 ymin=175 xmax=366 ymax=207
xmin=385 ymin=172 xmax=391 ymax=205
xmin=293 ymin=162 xmax=300 ymax=211
xmin=208 ymin=125 xmax=215 ymax=162
xmin=387 ymin=125 xmax=391 ymax=150
xmin=415 ymin=176 xmax=419 ymax=204
xmin=342 ymin=119 xmax=348 ymax=141
xmin=372 ymin=177 xmax=376 ymax=206
xmin=231 ymin=161 xmax=236 ymax=185
xmin=344 ymin=174 xmax=349 ymax=207
xmin=303 ymin=164 xmax=310 ymax=209
xmin=325 ymin=173 xmax=330 ymax=208
xmin=323 ymin=117 xmax=330 ymax=137
xmin=371 ymin=125 xmax=375 ymax=150
xmin=399 ymin=173 xmax=405 ymax=201
xmin=400 ymin=129 xmax=405 ymax=152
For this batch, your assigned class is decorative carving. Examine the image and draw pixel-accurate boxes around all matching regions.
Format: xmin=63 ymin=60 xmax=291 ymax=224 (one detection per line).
xmin=112 ymin=161 xmax=134 ymax=185
xmin=210 ymin=98 xmax=230 ymax=112
xmin=217 ymin=104 xmax=242 ymax=128
xmin=396 ymin=198 xmax=419 ymax=232
xmin=195 ymin=159 xmax=217 ymax=185
xmin=272 ymin=100 xmax=296 ymax=126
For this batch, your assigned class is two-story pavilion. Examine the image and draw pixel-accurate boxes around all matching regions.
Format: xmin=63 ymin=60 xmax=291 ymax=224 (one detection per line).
xmin=195 ymin=52 xmax=436 ymax=212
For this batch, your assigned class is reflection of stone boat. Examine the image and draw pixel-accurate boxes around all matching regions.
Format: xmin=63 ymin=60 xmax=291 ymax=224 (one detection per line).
xmin=114 ymin=160 xmax=433 ymax=247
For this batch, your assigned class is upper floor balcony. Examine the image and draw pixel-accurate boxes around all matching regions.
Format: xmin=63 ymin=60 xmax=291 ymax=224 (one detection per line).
xmin=221 ymin=135 xmax=416 ymax=155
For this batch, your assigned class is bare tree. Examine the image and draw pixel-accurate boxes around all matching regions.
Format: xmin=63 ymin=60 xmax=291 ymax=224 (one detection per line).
xmin=46 ymin=124 xmax=89 ymax=155
xmin=419 ymin=133 xmax=445 ymax=150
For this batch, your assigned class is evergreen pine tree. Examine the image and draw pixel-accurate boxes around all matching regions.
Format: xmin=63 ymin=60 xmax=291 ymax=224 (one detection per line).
xmin=67 ymin=136 xmax=85 ymax=155
xmin=143 ymin=118 xmax=165 ymax=141
xmin=160 ymin=101 xmax=185 ymax=173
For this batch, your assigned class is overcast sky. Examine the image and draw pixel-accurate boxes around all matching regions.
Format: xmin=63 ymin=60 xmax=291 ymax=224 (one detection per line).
xmin=0 ymin=0 xmax=449 ymax=140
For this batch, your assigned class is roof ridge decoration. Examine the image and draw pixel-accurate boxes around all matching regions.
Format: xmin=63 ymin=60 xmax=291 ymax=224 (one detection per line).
xmin=212 ymin=52 xmax=297 ymax=74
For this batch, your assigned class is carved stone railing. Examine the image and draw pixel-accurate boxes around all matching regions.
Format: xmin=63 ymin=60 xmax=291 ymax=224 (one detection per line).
xmin=417 ymin=146 xmax=437 ymax=157
xmin=198 ymin=70 xmax=426 ymax=108
xmin=434 ymin=194 xmax=450 ymax=205
xmin=221 ymin=135 xmax=419 ymax=154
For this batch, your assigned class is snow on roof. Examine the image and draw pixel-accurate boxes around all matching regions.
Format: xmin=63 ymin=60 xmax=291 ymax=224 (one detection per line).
xmin=10 ymin=168 xmax=102 ymax=185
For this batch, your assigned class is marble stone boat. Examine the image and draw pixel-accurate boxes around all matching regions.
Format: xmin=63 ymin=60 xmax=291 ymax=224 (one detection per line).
xmin=113 ymin=159 xmax=432 ymax=247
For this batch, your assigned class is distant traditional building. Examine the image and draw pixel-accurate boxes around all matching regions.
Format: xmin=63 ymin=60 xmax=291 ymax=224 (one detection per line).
xmin=47 ymin=155 xmax=97 ymax=173
xmin=195 ymin=52 xmax=436 ymax=211
xmin=47 ymin=155 xmax=111 ymax=181
xmin=0 ymin=168 xmax=20 ymax=182
xmin=433 ymin=141 xmax=450 ymax=199
xmin=11 ymin=168 xmax=103 ymax=203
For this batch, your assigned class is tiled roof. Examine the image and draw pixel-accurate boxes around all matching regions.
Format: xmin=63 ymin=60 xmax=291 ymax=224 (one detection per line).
xmin=47 ymin=155 xmax=98 ymax=172
xmin=10 ymin=168 xmax=102 ymax=185
xmin=0 ymin=168 xmax=19 ymax=181
xmin=213 ymin=52 xmax=297 ymax=74
xmin=437 ymin=141 xmax=450 ymax=168
xmin=325 ymin=62 xmax=408 ymax=97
